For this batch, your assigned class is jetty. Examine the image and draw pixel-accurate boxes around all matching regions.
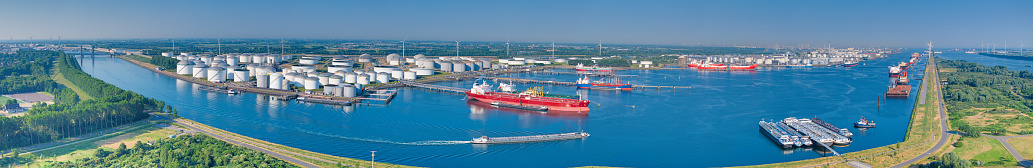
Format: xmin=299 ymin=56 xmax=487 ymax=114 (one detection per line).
xmin=399 ymin=80 xmax=467 ymax=94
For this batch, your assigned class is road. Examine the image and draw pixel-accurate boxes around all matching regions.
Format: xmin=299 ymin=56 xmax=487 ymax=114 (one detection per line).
xmin=982 ymin=134 xmax=1033 ymax=167
xmin=892 ymin=56 xmax=951 ymax=168
xmin=150 ymin=115 xmax=324 ymax=168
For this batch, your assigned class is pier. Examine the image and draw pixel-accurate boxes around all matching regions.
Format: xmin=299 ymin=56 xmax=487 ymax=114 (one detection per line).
xmin=531 ymin=71 xmax=638 ymax=78
xmin=400 ymin=81 xmax=467 ymax=94
xmin=483 ymin=77 xmax=575 ymax=86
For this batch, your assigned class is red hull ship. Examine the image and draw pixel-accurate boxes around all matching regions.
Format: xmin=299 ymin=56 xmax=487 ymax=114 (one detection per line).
xmin=687 ymin=61 xmax=724 ymax=68
xmin=697 ymin=64 xmax=757 ymax=71
xmin=466 ymin=81 xmax=590 ymax=113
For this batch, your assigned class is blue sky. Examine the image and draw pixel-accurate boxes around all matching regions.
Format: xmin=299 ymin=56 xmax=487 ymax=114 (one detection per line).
xmin=1 ymin=0 xmax=1030 ymax=48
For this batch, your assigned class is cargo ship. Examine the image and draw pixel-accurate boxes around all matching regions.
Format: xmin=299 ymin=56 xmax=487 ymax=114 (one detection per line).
xmin=811 ymin=118 xmax=853 ymax=138
xmin=760 ymin=120 xmax=796 ymax=148
xmin=687 ymin=61 xmax=724 ymax=68
xmin=776 ymin=122 xmax=813 ymax=146
xmin=886 ymin=85 xmax=910 ymax=98
xmin=498 ymin=83 xmax=580 ymax=99
xmin=575 ymin=76 xmax=632 ymax=90
xmin=898 ymin=62 xmax=910 ymax=70
xmin=697 ymin=64 xmax=757 ymax=71
xmin=575 ymin=63 xmax=613 ymax=72
xmin=888 ymin=66 xmax=902 ymax=77
xmin=842 ymin=61 xmax=858 ymax=67
xmin=896 ymin=71 xmax=909 ymax=85
xmin=472 ymin=132 xmax=589 ymax=144
xmin=467 ymin=81 xmax=591 ymax=112
xmin=787 ymin=64 xmax=813 ymax=68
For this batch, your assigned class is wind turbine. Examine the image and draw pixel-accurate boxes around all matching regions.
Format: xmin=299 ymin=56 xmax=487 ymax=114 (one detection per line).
xmin=598 ymin=40 xmax=602 ymax=56
xmin=1004 ymin=41 xmax=1008 ymax=52
xmin=992 ymin=42 xmax=997 ymax=52
xmin=280 ymin=38 xmax=285 ymax=55
xmin=1020 ymin=41 xmax=1025 ymax=56
xmin=400 ymin=36 xmax=407 ymax=57
xmin=551 ymin=39 xmax=556 ymax=58
xmin=455 ymin=40 xmax=461 ymax=59
xmin=927 ymin=41 xmax=933 ymax=54
xmin=505 ymin=36 xmax=510 ymax=56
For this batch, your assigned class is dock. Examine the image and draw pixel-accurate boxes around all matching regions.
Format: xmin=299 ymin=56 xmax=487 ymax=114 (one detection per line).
xmin=399 ymin=81 xmax=467 ymax=94
xmin=482 ymin=77 xmax=575 ymax=86
xmin=531 ymin=71 xmax=637 ymax=78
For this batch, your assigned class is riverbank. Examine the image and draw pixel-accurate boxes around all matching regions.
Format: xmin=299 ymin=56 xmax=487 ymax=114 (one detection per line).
xmin=741 ymin=54 xmax=943 ymax=168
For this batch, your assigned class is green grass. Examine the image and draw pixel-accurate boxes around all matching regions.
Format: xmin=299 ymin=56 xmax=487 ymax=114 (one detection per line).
xmin=951 ymin=136 xmax=1016 ymax=166
xmin=0 ymin=95 xmax=20 ymax=104
xmin=50 ymin=70 xmax=94 ymax=100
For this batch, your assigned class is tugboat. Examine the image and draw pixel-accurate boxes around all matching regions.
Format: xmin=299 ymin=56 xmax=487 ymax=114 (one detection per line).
xmin=854 ymin=116 xmax=876 ymax=128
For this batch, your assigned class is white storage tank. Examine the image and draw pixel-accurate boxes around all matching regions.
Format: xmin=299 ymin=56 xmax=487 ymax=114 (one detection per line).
xmin=412 ymin=68 xmax=435 ymax=76
xmin=329 ymin=75 xmax=343 ymax=85
xmin=318 ymin=73 xmax=332 ymax=85
xmin=357 ymin=54 xmax=373 ymax=63
xmin=226 ymin=57 xmax=238 ymax=66
xmin=304 ymin=77 xmax=319 ymax=90
xmin=345 ymin=72 xmax=357 ymax=84
xmin=299 ymin=58 xmax=318 ymax=65
xmin=177 ymin=60 xmax=194 ymax=75
xmin=439 ymin=61 xmax=453 ymax=72
xmin=390 ymin=69 xmax=404 ymax=79
xmin=339 ymin=84 xmax=357 ymax=97
xmin=233 ymin=69 xmax=250 ymax=82
xmin=256 ymin=73 xmax=269 ymax=88
xmin=328 ymin=65 xmax=352 ymax=73
xmin=465 ymin=62 xmax=477 ymax=71
xmin=307 ymin=71 xmax=319 ymax=78
xmin=293 ymin=75 xmax=305 ymax=87
xmin=207 ymin=68 xmax=225 ymax=83
xmin=536 ymin=60 xmax=552 ymax=64
xmin=414 ymin=54 xmax=426 ymax=60
xmin=266 ymin=55 xmax=281 ymax=64
xmin=323 ymin=84 xmax=337 ymax=95
xmin=499 ymin=59 xmax=510 ymax=64
xmin=331 ymin=60 xmax=353 ymax=66
xmin=239 ymin=55 xmax=251 ymax=63
xmin=403 ymin=71 xmax=417 ymax=80
xmin=507 ymin=60 xmax=525 ymax=65
xmin=453 ymin=62 xmax=466 ymax=72
xmin=376 ymin=72 xmax=390 ymax=83
xmin=356 ymin=74 xmax=370 ymax=85
xmin=354 ymin=69 xmax=366 ymax=74
xmin=365 ymin=71 xmax=377 ymax=83
xmin=200 ymin=56 xmax=213 ymax=64
xmin=553 ymin=58 xmax=568 ymax=63
xmin=252 ymin=55 xmax=265 ymax=64
xmin=405 ymin=58 xmax=415 ymax=63
xmin=513 ymin=57 xmax=525 ymax=60
xmin=269 ymin=73 xmax=284 ymax=89
xmin=192 ymin=64 xmax=208 ymax=79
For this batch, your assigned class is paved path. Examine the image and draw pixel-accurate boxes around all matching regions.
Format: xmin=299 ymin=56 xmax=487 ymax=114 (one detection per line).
xmin=982 ymin=134 xmax=1033 ymax=167
xmin=892 ymin=56 xmax=951 ymax=168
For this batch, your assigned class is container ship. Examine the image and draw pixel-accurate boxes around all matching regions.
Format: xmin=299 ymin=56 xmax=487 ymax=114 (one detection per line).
xmin=467 ymin=81 xmax=591 ymax=112
xmin=575 ymin=63 xmax=613 ymax=72
xmin=472 ymin=132 xmax=589 ymax=144
xmin=886 ymin=85 xmax=910 ymax=98
xmin=697 ymin=64 xmax=757 ymax=71
xmin=575 ymin=76 xmax=632 ymax=90
xmin=896 ymin=71 xmax=909 ymax=85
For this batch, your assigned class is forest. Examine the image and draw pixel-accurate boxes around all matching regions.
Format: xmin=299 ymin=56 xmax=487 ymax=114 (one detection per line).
xmin=44 ymin=134 xmax=299 ymax=168
xmin=938 ymin=59 xmax=1033 ymax=135
xmin=0 ymin=51 xmax=160 ymax=150
xmin=0 ymin=51 xmax=59 ymax=95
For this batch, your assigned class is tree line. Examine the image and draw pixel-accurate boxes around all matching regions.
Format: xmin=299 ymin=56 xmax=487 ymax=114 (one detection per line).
xmin=0 ymin=51 xmax=160 ymax=150
xmin=43 ymin=134 xmax=299 ymax=168
xmin=938 ymin=58 xmax=1033 ymax=136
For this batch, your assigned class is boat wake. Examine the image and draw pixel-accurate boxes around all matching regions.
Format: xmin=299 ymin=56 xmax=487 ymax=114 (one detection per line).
xmin=296 ymin=129 xmax=470 ymax=146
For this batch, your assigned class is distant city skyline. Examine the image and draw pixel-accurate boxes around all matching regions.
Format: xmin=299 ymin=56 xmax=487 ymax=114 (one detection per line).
xmin=1 ymin=0 xmax=1030 ymax=48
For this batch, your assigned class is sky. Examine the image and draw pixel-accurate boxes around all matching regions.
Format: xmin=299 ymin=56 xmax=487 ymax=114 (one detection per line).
xmin=1 ymin=0 xmax=1031 ymax=48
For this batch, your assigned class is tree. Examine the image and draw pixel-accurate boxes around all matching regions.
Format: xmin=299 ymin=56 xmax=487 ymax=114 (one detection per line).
xmin=93 ymin=149 xmax=110 ymax=158
xmin=115 ymin=143 xmax=128 ymax=156
xmin=172 ymin=109 xmax=179 ymax=118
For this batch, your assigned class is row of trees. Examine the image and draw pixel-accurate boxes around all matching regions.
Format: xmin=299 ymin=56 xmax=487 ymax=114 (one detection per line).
xmin=45 ymin=134 xmax=298 ymax=168
xmin=0 ymin=51 xmax=160 ymax=150
xmin=938 ymin=59 xmax=1033 ymax=136
xmin=149 ymin=55 xmax=179 ymax=70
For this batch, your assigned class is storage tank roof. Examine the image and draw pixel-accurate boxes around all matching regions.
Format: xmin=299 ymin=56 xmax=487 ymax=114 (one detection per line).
xmin=178 ymin=60 xmax=194 ymax=65
xmin=359 ymin=54 xmax=373 ymax=58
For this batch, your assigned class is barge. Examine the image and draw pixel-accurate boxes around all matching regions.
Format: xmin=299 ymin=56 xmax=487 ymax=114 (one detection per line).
xmin=886 ymin=85 xmax=911 ymax=98
xmin=811 ymin=118 xmax=853 ymax=138
xmin=760 ymin=120 xmax=796 ymax=148
xmin=575 ymin=76 xmax=632 ymax=91
xmin=198 ymin=86 xmax=238 ymax=94
xmin=472 ymin=132 xmax=589 ymax=144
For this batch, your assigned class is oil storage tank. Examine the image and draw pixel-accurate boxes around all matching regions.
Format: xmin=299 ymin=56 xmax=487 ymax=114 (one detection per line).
xmin=269 ymin=73 xmax=284 ymax=89
xmin=177 ymin=60 xmax=194 ymax=75
xmin=356 ymin=74 xmax=370 ymax=85
xmin=192 ymin=64 xmax=208 ymax=79
xmin=439 ymin=61 xmax=453 ymax=72
xmin=365 ymin=71 xmax=377 ymax=83
xmin=412 ymin=68 xmax=434 ymax=76
xmin=453 ymin=61 xmax=466 ymax=72
xmin=376 ymin=72 xmax=390 ymax=83
xmin=207 ymin=68 xmax=225 ymax=83
xmin=256 ymin=73 xmax=269 ymax=88
xmin=329 ymin=75 xmax=343 ymax=85
xmin=233 ymin=69 xmax=250 ymax=82
xmin=390 ymin=69 xmax=404 ymax=79
xmin=318 ymin=73 xmax=331 ymax=85
xmin=345 ymin=72 xmax=357 ymax=84
xmin=304 ymin=77 xmax=319 ymax=90
xmin=322 ymin=84 xmax=337 ymax=95
xmin=403 ymin=71 xmax=417 ymax=80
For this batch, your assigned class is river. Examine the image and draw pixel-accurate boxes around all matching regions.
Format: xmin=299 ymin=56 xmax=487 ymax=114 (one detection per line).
xmin=76 ymin=51 xmax=927 ymax=167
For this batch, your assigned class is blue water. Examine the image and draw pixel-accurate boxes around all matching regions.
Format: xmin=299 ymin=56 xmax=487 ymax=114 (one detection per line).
xmin=77 ymin=52 xmax=927 ymax=167
xmin=937 ymin=51 xmax=1033 ymax=72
